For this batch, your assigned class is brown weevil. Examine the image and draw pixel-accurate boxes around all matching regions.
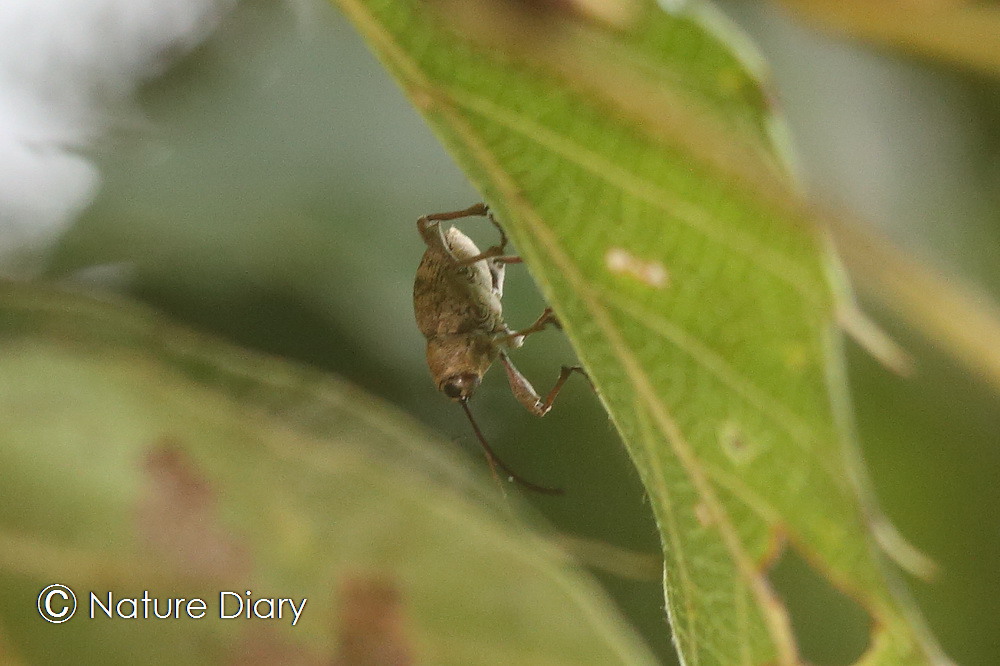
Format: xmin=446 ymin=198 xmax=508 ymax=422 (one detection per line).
xmin=413 ymin=202 xmax=585 ymax=494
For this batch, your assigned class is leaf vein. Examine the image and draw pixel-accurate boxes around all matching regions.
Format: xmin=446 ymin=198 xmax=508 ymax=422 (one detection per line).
xmin=448 ymin=88 xmax=824 ymax=304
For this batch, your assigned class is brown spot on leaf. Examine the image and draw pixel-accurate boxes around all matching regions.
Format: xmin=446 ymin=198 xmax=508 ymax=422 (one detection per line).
xmin=334 ymin=575 xmax=415 ymax=666
xmin=514 ymin=0 xmax=639 ymax=28
xmin=227 ymin=627 xmax=321 ymax=666
xmin=0 ymin=623 xmax=25 ymax=666
xmin=136 ymin=440 xmax=251 ymax=580
xmin=410 ymin=86 xmax=435 ymax=112
xmin=430 ymin=0 xmax=638 ymax=32
xmin=718 ymin=420 xmax=764 ymax=464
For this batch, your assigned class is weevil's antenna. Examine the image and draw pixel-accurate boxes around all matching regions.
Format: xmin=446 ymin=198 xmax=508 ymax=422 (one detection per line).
xmin=459 ymin=400 xmax=564 ymax=496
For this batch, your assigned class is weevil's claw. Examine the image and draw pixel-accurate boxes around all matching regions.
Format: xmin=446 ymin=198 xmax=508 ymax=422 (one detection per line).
xmin=506 ymin=333 xmax=525 ymax=349
xmin=566 ymin=365 xmax=591 ymax=385
xmin=536 ymin=307 xmax=562 ymax=330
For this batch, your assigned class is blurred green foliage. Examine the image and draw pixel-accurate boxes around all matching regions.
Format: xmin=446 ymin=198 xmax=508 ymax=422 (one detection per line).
xmin=0 ymin=283 xmax=658 ymax=665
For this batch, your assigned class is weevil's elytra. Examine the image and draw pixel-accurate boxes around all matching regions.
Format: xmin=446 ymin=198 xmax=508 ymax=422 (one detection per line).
xmin=414 ymin=211 xmax=505 ymax=401
xmin=413 ymin=203 xmax=587 ymax=494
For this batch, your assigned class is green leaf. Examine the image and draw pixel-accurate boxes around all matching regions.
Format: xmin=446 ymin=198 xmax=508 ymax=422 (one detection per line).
xmin=0 ymin=282 xmax=657 ymax=666
xmin=327 ymin=0 xmax=949 ymax=663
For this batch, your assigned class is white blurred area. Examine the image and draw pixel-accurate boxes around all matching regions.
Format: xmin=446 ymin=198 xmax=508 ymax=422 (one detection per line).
xmin=0 ymin=0 xmax=236 ymax=278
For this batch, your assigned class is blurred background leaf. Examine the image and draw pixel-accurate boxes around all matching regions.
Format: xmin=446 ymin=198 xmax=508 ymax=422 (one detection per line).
xmin=0 ymin=282 xmax=658 ymax=665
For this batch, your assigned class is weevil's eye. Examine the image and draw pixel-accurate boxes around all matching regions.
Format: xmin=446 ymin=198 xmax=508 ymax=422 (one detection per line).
xmin=441 ymin=374 xmax=481 ymax=401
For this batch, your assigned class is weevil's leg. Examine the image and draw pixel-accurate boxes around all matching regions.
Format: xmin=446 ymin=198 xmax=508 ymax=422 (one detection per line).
xmin=504 ymin=307 xmax=560 ymax=347
xmin=458 ymin=215 xmax=521 ymax=266
xmin=456 ymin=207 xmax=520 ymax=264
xmin=417 ymin=203 xmax=516 ymax=265
xmin=456 ymin=252 xmax=520 ymax=266
xmin=499 ymin=351 xmax=588 ymax=417
xmin=484 ymin=206 xmax=508 ymax=250
xmin=417 ymin=203 xmax=489 ymax=260
xmin=418 ymin=202 xmax=488 ymax=227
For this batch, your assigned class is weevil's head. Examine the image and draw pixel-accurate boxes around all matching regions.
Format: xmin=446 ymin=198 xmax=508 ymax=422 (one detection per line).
xmin=440 ymin=373 xmax=481 ymax=401
xmin=426 ymin=334 xmax=497 ymax=402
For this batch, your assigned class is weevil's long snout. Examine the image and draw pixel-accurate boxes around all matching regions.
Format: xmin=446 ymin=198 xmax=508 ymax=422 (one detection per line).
xmin=440 ymin=373 xmax=481 ymax=401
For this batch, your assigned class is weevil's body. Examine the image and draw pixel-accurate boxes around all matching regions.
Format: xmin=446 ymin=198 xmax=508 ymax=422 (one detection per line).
xmin=414 ymin=225 xmax=509 ymax=399
xmin=413 ymin=204 xmax=587 ymax=494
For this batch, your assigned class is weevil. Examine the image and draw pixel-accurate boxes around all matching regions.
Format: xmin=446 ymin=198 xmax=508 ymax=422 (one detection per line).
xmin=413 ymin=203 xmax=585 ymax=494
